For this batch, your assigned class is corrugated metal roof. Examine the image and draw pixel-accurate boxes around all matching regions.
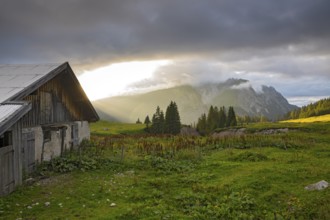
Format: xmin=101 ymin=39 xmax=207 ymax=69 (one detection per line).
xmin=0 ymin=64 xmax=61 ymax=103
xmin=0 ymin=104 xmax=24 ymax=124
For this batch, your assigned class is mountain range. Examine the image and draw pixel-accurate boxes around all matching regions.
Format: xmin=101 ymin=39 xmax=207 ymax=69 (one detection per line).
xmin=92 ymin=79 xmax=297 ymax=124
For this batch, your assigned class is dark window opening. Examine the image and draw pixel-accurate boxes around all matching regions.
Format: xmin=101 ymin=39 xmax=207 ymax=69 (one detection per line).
xmin=43 ymin=130 xmax=51 ymax=142
xmin=0 ymin=131 xmax=13 ymax=148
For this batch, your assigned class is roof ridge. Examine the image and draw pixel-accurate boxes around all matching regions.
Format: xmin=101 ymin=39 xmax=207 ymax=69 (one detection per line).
xmin=0 ymin=63 xmax=63 ymax=66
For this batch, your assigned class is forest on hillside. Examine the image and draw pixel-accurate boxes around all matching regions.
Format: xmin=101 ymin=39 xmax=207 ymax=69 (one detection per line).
xmin=286 ymin=98 xmax=330 ymax=119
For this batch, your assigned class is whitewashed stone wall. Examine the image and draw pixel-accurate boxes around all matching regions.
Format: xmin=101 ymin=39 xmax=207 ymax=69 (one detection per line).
xmin=23 ymin=121 xmax=91 ymax=163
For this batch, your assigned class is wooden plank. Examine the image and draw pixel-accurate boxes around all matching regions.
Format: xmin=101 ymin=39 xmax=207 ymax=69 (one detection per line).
xmin=22 ymin=131 xmax=35 ymax=174
xmin=0 ymin=145 xmax=15 ymax=196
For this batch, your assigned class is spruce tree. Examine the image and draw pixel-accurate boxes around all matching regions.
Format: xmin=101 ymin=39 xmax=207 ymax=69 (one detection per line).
xmin=207 ymin=105 xmax=218 ymax=132
xmin=159 ymin=110 xmax=165 ymax=134
xmin=151 ymin=106 xmax=165 ymax=134
xmin=144 ymin=115 xmax=151 ymax=125
xmin=218 ymin=106 xmax=227 ymax=128
xmin=227 ymin=106 xmax=237 ymax=127
xmin=197 ymin=113 xmax=207 ymax=134
xmin=165 ymin=101 xmax=181 ymax=134
xmin=144 ymin=115 xmax=151 ymax=131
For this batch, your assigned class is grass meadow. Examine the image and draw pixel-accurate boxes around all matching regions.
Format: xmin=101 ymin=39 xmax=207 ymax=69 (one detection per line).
xmin=0 ymin=121 xmax=329 ymax=219
xmin=281 ymin=114 xmax=330 ymax=123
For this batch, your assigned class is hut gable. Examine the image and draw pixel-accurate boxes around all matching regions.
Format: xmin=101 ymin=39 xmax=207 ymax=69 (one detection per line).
xmin=0 ymin=62 xmax=98 ymax=124
xmin=0 ymin=62 xmax=99 ymax=196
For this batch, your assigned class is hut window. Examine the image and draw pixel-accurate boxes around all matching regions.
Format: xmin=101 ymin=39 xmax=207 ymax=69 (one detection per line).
xmin=43 ymin=130 xmax=51 ymax=142
xmin=0 ymin=131 xmax=13 ymax=148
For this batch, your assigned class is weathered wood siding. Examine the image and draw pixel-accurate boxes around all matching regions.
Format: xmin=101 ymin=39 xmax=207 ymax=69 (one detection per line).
xmin=0 ymin=122 xmax=22 ymax=196
xmin=21 ymin=71 xmax=86 ymax=127
xmin=22 ymin=131 xmax=35 ymax=174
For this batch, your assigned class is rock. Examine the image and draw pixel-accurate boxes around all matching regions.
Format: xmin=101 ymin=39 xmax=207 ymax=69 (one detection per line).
xmin=257 ymin=128 xmax=290 ymax=135
xmin=180 ymin=126 xmax=200 ymax=136
xmin=212 ymin=128 xmax=246 ymax=138
xmin=24 ymin=178 xmax=35 ymax=185
xmin=305 ymin=180 xmax=328 ymax=191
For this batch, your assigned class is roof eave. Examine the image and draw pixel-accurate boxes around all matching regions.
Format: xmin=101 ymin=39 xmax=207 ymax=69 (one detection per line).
xmin=66 ymin=64 xmax=100 ymax=122
xmin=0 ymin=102 xmax=32 ymax=136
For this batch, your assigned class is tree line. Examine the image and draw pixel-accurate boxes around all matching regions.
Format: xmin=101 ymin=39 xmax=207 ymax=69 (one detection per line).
xmin=136 ymin=102 xmax=270 ymax=136
xmin=286 ymin=97 xmax=330 ymax=119
xmin=196 ymin=106 xmax=237 ymax=134
xmin=139 ymin=101 xmax=181 ymax=135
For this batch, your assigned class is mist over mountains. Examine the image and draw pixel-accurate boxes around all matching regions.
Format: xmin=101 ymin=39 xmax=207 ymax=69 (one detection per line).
xmin=92 ymin=79 xmax=297 ymax=124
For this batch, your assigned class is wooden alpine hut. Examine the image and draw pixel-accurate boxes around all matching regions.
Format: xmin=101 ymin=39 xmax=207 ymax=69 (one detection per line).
xmin=0 ymin=62 xmax=99 ymax=195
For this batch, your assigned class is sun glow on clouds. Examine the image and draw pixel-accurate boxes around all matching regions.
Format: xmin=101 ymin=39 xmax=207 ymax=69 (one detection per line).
xmin=78 ymin=60 xmax=171 ymax=101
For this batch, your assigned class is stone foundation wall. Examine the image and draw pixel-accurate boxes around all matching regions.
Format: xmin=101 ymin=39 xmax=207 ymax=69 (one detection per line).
xmin=22 ymin=121 xmax=91 ymax=163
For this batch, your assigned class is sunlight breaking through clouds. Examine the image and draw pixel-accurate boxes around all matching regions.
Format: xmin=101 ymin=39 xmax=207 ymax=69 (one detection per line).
xmin=78 ymin=60 xmax=171 ymax=100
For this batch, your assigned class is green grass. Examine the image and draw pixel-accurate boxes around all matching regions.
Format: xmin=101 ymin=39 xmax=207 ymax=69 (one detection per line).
xmin=281 ymin=114 xmax=330 ymax=123
xmin=90 ymin=120 xmax=146 ymax=136
xmin=1 ymin=122 xmax=330 ymax=219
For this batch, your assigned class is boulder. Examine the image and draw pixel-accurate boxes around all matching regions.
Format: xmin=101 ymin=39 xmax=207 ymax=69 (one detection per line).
xmin=180 ymin=126 xmax=200 ymax=136
xmin=305 ymin=180 xmax=328 ymax=191
xmin=212 ymin=128 xmax=246 ymax=138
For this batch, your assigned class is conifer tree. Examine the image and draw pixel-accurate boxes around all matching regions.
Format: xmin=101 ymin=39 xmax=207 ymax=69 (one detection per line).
xmin=150 ymin=106 xmax=165 ymax=134
xmin=207 ymin=105 xmax=218 ymax=131
xmin=144 ymin=115 xmax=151 ymax=125
xmin=159 ymin=110 xmax=165 ymax=134
xmin=227 ymin=106 xmax=237 ymax=127
xmin=196 ymin=113 xmax=207 ymax=134
xmin=218 ymin=106 xmax=227 ymax=128
xmin=165 ymin=101 xmax=181 ymax=134
xmin=136 ymin=118 xmax=142 ymax=124
xmin=144 ymin=115 xmax=151 ymax=131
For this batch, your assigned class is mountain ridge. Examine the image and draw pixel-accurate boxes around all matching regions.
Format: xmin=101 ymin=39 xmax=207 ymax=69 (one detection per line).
xmin=92 ymin=79 xmax=297 ymax=124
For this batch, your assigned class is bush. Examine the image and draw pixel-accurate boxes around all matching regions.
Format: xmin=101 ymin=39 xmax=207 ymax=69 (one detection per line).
xmin=35 ymin=140 xmax=104 ymax=174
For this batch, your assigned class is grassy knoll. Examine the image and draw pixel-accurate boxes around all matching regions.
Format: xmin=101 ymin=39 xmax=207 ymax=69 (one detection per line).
xmin=281 ymin=114 xmax=330 ymax=123
xmin=90 ymin=120 xmax=146 ymax=136
xmin=1 ymin=122 xmax=330 ymax=219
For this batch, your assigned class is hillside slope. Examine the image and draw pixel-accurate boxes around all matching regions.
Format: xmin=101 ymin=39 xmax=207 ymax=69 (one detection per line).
xmin=286 ymin=97 xmax=330 ymax=119
xmin=93 ymin=79 xmax=297 ymax=124
xmin=282 ymin=114 xmax=330 ymax=123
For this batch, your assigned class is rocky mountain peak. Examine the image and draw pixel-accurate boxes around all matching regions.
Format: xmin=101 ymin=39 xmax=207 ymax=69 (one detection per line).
xmin=92 ymin=79 xmax=297 ymax=123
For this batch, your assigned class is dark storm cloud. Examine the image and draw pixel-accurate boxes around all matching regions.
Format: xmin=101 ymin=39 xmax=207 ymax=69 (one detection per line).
xmin=1 ymin=0 xmax=330 ymax=66
xmin=1 ymin=0 xmax=330 ymax=105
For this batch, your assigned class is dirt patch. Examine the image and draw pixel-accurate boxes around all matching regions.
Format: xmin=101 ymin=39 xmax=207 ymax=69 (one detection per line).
xmin=35 ymin=174 xmax=72 ymax=186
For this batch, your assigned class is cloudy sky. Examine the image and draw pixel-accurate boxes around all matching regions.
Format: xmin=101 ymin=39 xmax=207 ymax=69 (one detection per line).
xmin=1 ymin=0 xmax=330 ymax=105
